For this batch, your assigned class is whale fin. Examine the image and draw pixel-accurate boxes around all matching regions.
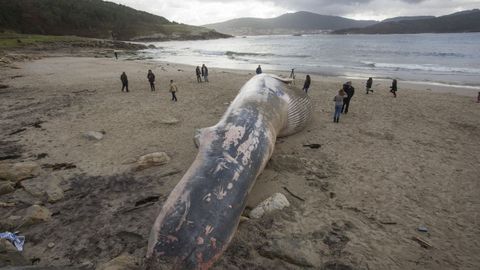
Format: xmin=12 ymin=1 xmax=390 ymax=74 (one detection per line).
xmin=193 ymin=127 xmax=216 ymax=148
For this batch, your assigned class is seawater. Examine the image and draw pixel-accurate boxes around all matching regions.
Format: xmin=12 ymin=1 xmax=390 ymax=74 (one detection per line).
xmin=143 ymin=33 xmax=480 ymax=88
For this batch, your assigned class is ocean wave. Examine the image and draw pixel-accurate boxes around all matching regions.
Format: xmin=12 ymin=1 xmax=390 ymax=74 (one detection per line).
xmin=360 ymin=61 xmax=480 ymax=74
xmin=225 ymin=51 xmax=275 ymax=57
xmin=226 ymin=51 xmax=310 ymax=59
xmin=360 ymin=49 xmax=466 ymax=58
xmin=193 ymin=49 xmax=225 ymax=56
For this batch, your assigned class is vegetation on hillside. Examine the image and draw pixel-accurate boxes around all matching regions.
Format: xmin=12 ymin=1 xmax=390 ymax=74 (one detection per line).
xmin=203 ymin=11 xmax=378 ymax=36
xmin=333 ymin=9 xmax=480 ymax=34
xmin=0 ymin=0 xmax=230 ymax=41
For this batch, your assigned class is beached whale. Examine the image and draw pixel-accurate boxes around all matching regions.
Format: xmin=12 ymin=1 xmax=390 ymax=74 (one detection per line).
xmin=146 ymin=74 xmax=312 ymax=269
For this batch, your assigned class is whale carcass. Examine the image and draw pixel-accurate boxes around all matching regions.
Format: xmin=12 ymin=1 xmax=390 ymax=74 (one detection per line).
xmin=147 ymin=74 xmax=312 ymax=269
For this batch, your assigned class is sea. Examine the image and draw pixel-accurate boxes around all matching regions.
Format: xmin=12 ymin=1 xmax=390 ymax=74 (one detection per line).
xmin=142 ymin=33 xmax=480 ymax=89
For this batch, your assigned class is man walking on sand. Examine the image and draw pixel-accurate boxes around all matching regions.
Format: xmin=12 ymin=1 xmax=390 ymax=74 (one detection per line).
xmin=169 ymin=80 xmax=178 ymax=102
xmin=147 ymin=69 xmax=156 ymax=91
xmin=366 ymin=77 xmax=373 ymax=94
xmin=120 ymin=72 xmax=129 ymax=92
xmin=303 ymin=75 xmax=311 ymax=93
xmin=201 ymin=64 xmax=209 ymax=82
xmin=196 ymin=66 xmax=202 ymax=83
xmin=390 ymin=79 xmax=398 ymax=98
xmin=341 ymin=81 xmax=355 ymax=114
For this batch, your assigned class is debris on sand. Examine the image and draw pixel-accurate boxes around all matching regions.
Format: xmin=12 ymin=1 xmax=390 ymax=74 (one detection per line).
xmin=303 ymin=143 xmax=321 ymax=149
xmin=249 ymin=193 xmax=290 ymax=219
xmin=83 ymin=131 xmax=105 ymax=141
xmin=135 ymin=152 xmax=170 ymax=171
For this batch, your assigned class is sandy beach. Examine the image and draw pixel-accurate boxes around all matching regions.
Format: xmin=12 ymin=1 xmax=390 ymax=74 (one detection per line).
xmin=0 ymin=54 xmax=479 ymax=269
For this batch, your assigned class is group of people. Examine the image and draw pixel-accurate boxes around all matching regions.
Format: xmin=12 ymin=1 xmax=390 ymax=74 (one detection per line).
xmin=196 ymin=64 xmax=209 ymax=83
xmin=119 ymin=70 xmax=178 ymax=102
xmin=255 ymin=65 xmax=312 ymax=94
xmin=332 ymin=77 xmax=398 ymax=123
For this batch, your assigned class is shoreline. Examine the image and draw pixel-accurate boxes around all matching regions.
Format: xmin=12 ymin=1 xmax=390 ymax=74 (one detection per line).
xmin=146 ymin=58 xmax=480 ymax=97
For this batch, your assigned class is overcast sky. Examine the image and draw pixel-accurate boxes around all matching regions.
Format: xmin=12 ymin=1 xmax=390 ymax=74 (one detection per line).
xmin=111 ymin=0 xmax=480 ymax=25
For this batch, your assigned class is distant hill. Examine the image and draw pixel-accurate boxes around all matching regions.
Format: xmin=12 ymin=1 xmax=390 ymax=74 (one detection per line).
xmin=382 ymin=16 xmax=435 ymax=23
xmin=0 ymin=0 xmax=230 ymax=41
xmin=333 ymin=9 xmax=480 ymax=34
xmin=203 ymin=11 xmax=378 ymax=36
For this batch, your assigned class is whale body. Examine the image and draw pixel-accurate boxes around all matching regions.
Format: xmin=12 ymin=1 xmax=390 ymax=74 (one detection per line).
xmin=146 ymin=74 xmax=312 ymax=269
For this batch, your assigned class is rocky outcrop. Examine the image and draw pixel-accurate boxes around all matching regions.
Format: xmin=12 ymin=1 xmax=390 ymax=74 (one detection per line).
xmin=0 ymin=161 xmax=41 ymax=183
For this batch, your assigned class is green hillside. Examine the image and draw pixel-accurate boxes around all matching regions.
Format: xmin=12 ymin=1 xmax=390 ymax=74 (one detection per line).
xmin=0 ymin=0 xmax=230 ymax=41
xmin=333 ymin=9 xmax=480 ymax=34
xmin=203 ymin=11 xmax=378 ymax=36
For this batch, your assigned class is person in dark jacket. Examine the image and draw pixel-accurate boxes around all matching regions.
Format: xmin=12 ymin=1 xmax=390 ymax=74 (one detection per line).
xmin=120 ymin=72 xmax=129 ymax=92
xmin=201 ymin=64 xmax=209 ymax=82
xmin=147 ymin=70 xmax=155 ymax=91
xmin=341 ymin=81 xmax=355 ymax=114
xmin=256 ymin=65 xmax=262 ymax=75
xmin=366 ymin=77 xmax=373 ymax=94
xmin=390 ymin=79 xmax=397 ymax=98
xmin=303 ymin=75 xmax=311 ymax=93
xmin=196 ymin=66 xmax=202 ymax=83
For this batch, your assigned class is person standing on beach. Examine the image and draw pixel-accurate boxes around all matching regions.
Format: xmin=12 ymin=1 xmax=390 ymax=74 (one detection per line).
xmin=114 ymin=51 xmax=118 ymax=60
xmin=169 ymin=80 xmax=178 ymax=102
xmin=390 ymin=79 xmax=398 ymax=98
xmin=196 ymin=66 xmax=202 ymax=83
xmin=341 ymin=81 xmax=355 ymax=114
xmin=120 ymin=72 xmax=129 ymax=92
xmin=147 ymin=70 xmax=156 ymax=91
xmin=201 ymin=64 xmax=209 ymax=82
xmin=290 ymin=68 xmax=296 ymax=84
xmin=303 ymin=75 xmax=311 ymax=93
xmin=333 ymin=89 xmax=347 ymax=123
xmin=256 ymin=65 xmax=262 ymax=75
xmin=366 ymin=77 xmax=373 ymax=94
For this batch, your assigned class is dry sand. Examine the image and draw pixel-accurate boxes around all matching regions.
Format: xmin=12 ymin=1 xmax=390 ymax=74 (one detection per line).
xmin=0 ymin=55 xmax=479 ymax=269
